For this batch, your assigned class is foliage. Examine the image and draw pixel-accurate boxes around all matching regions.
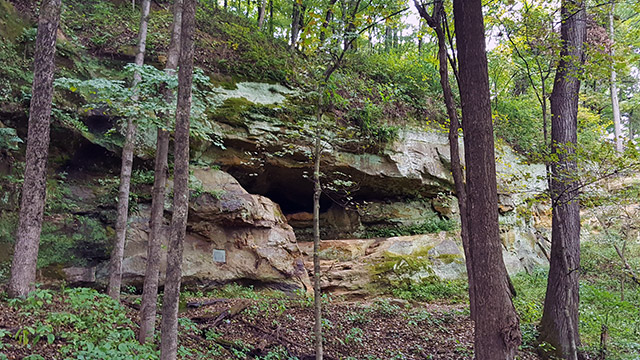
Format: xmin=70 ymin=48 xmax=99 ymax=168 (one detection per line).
xmin=0 ymin=128 xmax=22 ymax=151
xmin=365 ymin=217 xmax=457 ymax=238
xmin=492 ymin=94 xmax=545 ymax=155
xmin=55 ymin=64 xmax=224 ymax=149
xmin=36 ymin=215 xmax=110 ymax=269
xmin=391 ymin=278 xmax=468 ymax=303
xmin=0 ymin=38 xmax=31 ymax=103
xmin=196 ymin=9 xmax=294 ymax=83
xmin=513 ymin=258 xmax=640 ymax=358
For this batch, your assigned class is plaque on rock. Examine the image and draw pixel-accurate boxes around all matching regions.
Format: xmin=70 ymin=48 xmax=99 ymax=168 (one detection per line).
xmin=213 ymin=249 xmax=226 ymax=263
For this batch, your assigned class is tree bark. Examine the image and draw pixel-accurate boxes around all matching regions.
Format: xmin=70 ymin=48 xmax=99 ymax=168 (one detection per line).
xmin=384 ymin=26 xmax=391 ymax=52
xmin=139 ymin=0 xmax=183 ymax=344
xmin=609 ymin=2 xmax=622 ymax=153
xmin=159 ymin=0 xmax=196 ymax=358
xmin=313 ymin=102 xmax=323 ymax=360
xmin=108 ymin=0 xmax=152 ymax=301
xmin=268 ymin=0 xmax=274 ymax=35
xmin=319 ymin=0 xmax=337 ymax=43
xmin=452 ymin=0 xmax=521 ymax=358
xmin=290 ymin=0 xmax=301 ymax=50
xmin=257 ymin=0 xmax=266 ymax=29
xmin=538 ymin=1 xmax=585 ymax=359
xmin=8 ymin=0 xmax=61 ymax=298
xmin=413 ymin=0 xmax=475 ymax=322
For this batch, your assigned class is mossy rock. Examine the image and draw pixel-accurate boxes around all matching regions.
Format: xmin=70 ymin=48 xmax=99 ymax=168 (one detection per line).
xmin=0 ymin=0 xmax=30 ymax=41
xmin=208 ymin=97 xmax=254 ymax=127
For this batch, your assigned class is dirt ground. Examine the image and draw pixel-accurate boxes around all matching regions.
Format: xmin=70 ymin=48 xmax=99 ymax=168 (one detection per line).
xmin=0 ymin=291 xmax=540 ymax=359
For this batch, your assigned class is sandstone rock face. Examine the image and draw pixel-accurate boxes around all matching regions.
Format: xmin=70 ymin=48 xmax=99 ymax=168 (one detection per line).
xmin=299 ymin=230 xmax=549 ymax=297
xmin=205 ymin=126 xmax=456 ymax=217
xmin=118 ymin=168 xmax=311 ymax=292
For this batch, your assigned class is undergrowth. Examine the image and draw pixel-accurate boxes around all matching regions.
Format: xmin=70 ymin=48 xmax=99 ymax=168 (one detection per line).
xmin=365 ymin=217 xmax=457 ymax=238
xmin=512 ymin=241 xmax=640 ymax=359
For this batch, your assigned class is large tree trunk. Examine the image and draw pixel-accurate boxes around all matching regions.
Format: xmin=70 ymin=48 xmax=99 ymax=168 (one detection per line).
xmin=108 ymin=0 xmax=152 ymax=301
xmin=413 ymin=0 xmax=475 ymax=321
xmin=8 ymin=0 xmax=61 ymax=298
xmin=452 ymin=0 xmax=521 ymax=358
xmin=159 ymin=0 xmax=196 ymax=358
xmin=139 ymin=0 xmax=183 ymax=344
xmin=538 ymin=1 xmax=585 ymax=359
xmin=609 ymin=2 xmax=622 ymax=153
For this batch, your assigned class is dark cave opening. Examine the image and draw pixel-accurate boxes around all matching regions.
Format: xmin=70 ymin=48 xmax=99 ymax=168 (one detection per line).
xmin=263 ymin=188 xmax=334 ymax=215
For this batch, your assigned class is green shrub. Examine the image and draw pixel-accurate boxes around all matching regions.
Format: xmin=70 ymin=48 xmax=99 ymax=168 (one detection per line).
xmin=391 ymin=278 xmax=468 ymax=303
xmin=366 ymin=217 xmax=456 ymax=238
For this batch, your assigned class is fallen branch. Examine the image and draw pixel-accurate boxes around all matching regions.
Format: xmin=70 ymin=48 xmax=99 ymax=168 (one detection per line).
xmin=197 ymin=301 xmax=249 ymax=329
xmin=237 ymin=318 xmax=307 ymax=350
xmin=186 ymin=298 xmax=229 ymax=308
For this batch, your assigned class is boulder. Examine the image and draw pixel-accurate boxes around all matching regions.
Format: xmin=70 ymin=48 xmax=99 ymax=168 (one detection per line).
xmin=118 ymin=168 xmax=311 ymax=293
xmin=62 ymin=266 xmax=96 ymax=284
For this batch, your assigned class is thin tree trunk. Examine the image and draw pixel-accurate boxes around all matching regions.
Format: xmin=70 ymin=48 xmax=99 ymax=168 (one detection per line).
xmin=452 ymin=0 xmax=521 ymax=358
xmin=319 ymin=0 xmax=337 ymax=43
xmin=313 ymin=101 xmax=323 ymax=360
xmin=268 ymin=0 xmax=273 ymax=35
xmin=159 ymin=0 xmax=196 ymax=358
xmin=414 ymin=0 xmax=475 ymax=322
xmin=609 ymin=2 xmax=622 ymax=153
xmin=384 ymin=26 xmax=391 ymax=52
xmin=538 ymin=1 xmax=585 ymax=359
xmin=8 ymin=0 xmax=61 ymax=298
xmin=258 ymin=0 xmax=266 ymax=29
xmin=313 ymin=93 xmax=324 ymax=360
xmin=139 ymin=0 xmax=183 ymax=344
xmin=108 ymin=0 xmax=152 ymax=301
xmin=290 ymin=0 xmax=301 ymax=50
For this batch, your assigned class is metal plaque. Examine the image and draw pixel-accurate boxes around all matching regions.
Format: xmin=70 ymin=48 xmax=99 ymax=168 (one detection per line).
xmin=213 ymin=249 xmax=226 ymax=263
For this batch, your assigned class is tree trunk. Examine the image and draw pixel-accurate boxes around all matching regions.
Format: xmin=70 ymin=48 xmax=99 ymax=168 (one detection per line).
xmin=108 ymin=0 xmax=151 ymax=301
xmin=609 ymin=2 xmax=622 ymax=153
xmin=257 ymin=0 xmax=266 ymax=29
xmin=413 ymin=0 xmax=475 ymax=322
xmin=384 ymin=26 xmax=391 ymax=52
xmin=313 ymin=102 xmax=323 ymax=360
xmin=268 ymin=0 xmax=274 ymax=35
xmin=452 ymin=0 xmax=521 ymax=358
xmin=139 ymin=0 xmax=183 ymax=344
xmin=8 ymin=0 xmax=61 ymax=298
xmin=538 ymin=1 xmax=585 ymax=359
xmin=159 ymin=0 xmax=196 ymax=358
xmin=319 ymin=0 xmax=336 ymax=43
xmin=290 ymin=0 xmax=301 ymax=50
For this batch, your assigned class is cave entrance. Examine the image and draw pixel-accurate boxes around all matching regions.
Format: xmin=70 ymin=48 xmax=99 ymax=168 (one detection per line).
xmin=264 ymin=188 xmax=334 ymax=215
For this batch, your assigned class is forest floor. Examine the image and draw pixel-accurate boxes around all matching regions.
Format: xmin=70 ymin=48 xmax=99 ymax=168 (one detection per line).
xmin=0 ymin=284 xmax=540 ymax=360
